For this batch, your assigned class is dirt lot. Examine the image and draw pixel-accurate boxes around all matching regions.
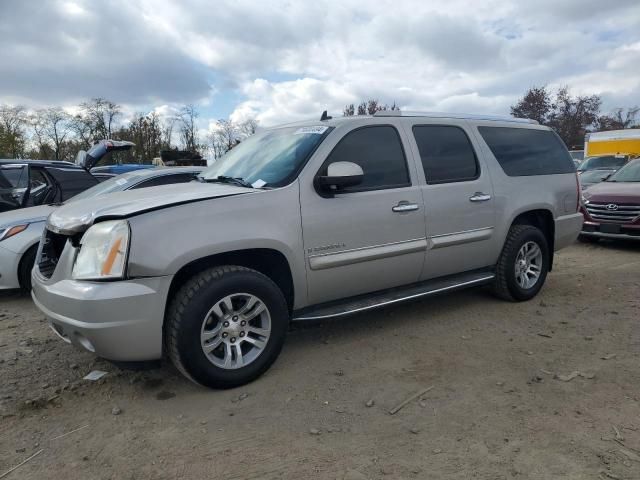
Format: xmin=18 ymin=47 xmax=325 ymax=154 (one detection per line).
xmin=1 ymin=242 xmax=639 ymax=479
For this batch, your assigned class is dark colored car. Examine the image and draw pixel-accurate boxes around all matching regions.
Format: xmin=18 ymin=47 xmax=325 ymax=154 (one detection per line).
xmin=580 ymin=158 xmax=640 ymax=241
xmin=578 ymin=168 xmax=617 ymax=190
xmin=0 ymin=160 xmax=99 ymax=213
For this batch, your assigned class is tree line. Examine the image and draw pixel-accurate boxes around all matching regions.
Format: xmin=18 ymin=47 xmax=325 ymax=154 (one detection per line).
xmin=510 ymin=86 xmax=638 ymax=149
xmin=0 ymin=98 xmax=259 ymax=163
xmin=346 ymin=89 xmax=638 ymax=150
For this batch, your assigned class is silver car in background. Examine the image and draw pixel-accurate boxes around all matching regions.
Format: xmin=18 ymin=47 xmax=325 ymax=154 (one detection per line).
xmin=0 ymin=167 xmax=201 ymax=290
xmin=31 ymin=111 xmax=583 ymax=389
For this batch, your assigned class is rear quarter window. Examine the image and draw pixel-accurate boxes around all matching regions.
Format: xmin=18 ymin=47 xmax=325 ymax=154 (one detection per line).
xmin=478 ymin=126 xmax=575 ymax=176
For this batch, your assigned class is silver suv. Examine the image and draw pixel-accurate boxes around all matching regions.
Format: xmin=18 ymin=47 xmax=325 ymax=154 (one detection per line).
xmin=31 ymin=112 xmax=583 ymax=388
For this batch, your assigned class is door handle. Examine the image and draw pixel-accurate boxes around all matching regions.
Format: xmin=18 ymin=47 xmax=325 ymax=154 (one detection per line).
xmin=392 ymin=202 xmax=419 ymax=213
xmin=469 ymin=192 xmax=492 ymax=202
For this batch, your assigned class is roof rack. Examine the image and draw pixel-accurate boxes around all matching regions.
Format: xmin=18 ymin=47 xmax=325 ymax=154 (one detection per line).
xmin=373 ymin=110 xmax=537 ymax=124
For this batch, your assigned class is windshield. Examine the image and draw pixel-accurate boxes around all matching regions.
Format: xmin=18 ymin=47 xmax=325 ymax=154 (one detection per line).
xmin=200 ymin=126 xmax=331 ymax=187
xmin=579 ymin=169 xmax=615 ymax=183
xmin=578 ymin=155 xmax=628 ymax=171
xmin=608 ymin=159 xmax=640 ymax=182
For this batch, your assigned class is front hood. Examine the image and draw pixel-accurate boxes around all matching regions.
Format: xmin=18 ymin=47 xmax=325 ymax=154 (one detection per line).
xmin=0 ymin=204 xmax=57 ymax=228
xmin=583 ymin=181 xmax=640 ymax=203
xmin=47 ymin=182 xmax=256 ymax=234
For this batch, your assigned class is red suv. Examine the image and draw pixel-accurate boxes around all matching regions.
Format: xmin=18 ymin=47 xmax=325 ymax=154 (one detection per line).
xmin=580 ymin=158 xmax=640 ymax=241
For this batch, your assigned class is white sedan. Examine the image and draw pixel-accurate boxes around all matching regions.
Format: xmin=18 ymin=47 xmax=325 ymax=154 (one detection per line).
xmin=0 ymin=167 xmax=202 ymax=291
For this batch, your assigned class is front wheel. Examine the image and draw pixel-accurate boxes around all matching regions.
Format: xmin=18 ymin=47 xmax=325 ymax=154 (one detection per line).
xmin=493 ymin=224 xmax=549 ymax=301
xmin=165 ymin=266 xmax=288 ymax=389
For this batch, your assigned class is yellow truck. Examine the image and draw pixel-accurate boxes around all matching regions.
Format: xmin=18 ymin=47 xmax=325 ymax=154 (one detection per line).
xmin=585 ymin=128 xmax=640 ymax=157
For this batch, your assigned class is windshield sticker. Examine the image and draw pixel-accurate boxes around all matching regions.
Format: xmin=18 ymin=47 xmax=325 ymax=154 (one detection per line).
xmin=115 ymin=178 xmax=127 ymax=185
xmin=294 ymin=126 xmax=328 ymax=135
xmin=251 ymin=179 xmax=267 ymax=188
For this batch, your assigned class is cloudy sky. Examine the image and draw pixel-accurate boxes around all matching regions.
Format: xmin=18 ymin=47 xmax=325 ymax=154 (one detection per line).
xmin=0 ymin=0 xmax=639 ymax=130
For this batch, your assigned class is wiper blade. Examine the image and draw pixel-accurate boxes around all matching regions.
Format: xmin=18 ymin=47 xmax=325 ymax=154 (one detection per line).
xmin=201 ymin=175 xmax=254 ymax=189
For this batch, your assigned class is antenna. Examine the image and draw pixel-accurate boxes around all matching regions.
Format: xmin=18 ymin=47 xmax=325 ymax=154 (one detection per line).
xmin=320 ymin=110 xmax=332 ymax=121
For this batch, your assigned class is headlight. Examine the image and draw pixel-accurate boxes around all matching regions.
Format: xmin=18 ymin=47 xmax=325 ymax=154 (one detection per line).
xmin=72 ymin=220 xmax=130 ymax=280
xmin=0 ymin=224 xmax=28 ymax=242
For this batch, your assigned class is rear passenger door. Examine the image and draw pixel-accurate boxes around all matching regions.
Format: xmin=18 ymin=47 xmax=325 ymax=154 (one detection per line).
xmin=405 ymin=120 xmax=496 ymax=280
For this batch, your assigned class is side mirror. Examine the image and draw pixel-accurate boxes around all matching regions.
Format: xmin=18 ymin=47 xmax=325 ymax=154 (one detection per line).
xmin=317 ymin=161 xmax=364 ymax=192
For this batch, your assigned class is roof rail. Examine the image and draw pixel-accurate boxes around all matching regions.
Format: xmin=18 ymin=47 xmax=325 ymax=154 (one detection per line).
xmin=373 ymin=110 xmax=537 ymax=124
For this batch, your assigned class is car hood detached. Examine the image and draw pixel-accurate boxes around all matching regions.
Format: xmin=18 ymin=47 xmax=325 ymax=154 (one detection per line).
xmin=584 ymin=181 xmax=640 ymax=203
xmin=47 ymin=182 xmax=256 ymax=234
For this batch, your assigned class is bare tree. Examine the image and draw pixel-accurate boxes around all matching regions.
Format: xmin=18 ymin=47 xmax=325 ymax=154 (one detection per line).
xmin=597 ymin=107 xmax=640 ymax=131
xmin=77 ymin=97 xmax=122 ymax=142
xmin=31 ymin=107 xmax=72 ymax=160
xmin=178 ymin=104 xmax=199 ymax=151
xmin=209 ymin=117 xmax=258 ymax=160
xmin=343 ymin=104 xmax=355 ymax=116
xmin=238 ymin=118 xmax=258 ymax=138
xmin=510 ymin=86 xmax=552 ymax=124
xmin=510 ymin=86 xmax=601 ymax=147
xmin=343 ymin=99 xmax=399 ymax=117
xmin=161 ymin=116 xmax=177 ymax=150
xmin=0 ymin=105 xmax=28 ymax=158
xmin=547 ymin=86 xmax=601 ymax=148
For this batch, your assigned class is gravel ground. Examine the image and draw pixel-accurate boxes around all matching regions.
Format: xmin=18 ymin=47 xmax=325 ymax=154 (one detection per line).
xmin=1 ymin=242 xmax=639 ymax=479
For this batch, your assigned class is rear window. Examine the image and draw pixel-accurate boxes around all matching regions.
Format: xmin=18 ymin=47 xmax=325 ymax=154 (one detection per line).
xmin=478 ymin=127 xmax=575 ymax=176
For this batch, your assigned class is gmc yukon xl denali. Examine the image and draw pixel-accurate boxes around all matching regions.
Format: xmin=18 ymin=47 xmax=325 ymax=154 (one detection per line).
xmin=31 ymin=111 xmax=583 ymax=388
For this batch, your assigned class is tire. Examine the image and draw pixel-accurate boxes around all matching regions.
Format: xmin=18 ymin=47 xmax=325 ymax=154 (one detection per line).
xmin=18 ymin=245 xmax=38 ymax=292
xmin=165 ymin=266 xmax=289 ymax=389
xmin=492 ymin=224 xmax=549 ymax=302
xmin=578 ymin=234 xmax=599 ymax=244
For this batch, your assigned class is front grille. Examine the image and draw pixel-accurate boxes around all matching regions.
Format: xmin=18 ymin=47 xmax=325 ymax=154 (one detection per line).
xmin=585 ymin=202 xmax=640 ymax=223
xmin=38 ymin=229 xmax=69 ymax=278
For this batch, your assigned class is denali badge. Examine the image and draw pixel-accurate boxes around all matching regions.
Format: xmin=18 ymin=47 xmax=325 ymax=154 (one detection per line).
xmin=606 ymin=204 xmax=619 ymax=211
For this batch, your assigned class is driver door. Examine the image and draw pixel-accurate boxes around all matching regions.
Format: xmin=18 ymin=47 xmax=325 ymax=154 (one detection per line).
xmin=300 ymin=124 xmax=426 ymax=305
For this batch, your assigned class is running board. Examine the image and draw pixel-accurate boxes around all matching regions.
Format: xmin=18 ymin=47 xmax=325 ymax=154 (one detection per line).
xmin=292 ymin=270 xmax=495 ymax=321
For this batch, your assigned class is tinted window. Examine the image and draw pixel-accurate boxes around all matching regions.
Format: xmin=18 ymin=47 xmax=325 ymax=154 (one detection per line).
xmin=131 ymin=173 xmax=197 ymax=189
xmin=323 ymin=126 xmax=409 ymax=191
xmin=478 ymin=127 xmax=575 ymax=176
xmin=413 ymin=126 xmax=478 ymax=183
xmin=27 ymin=169 xmax=53 ymax=206
xmin=46 ymin=167 xmax=100 ymax=201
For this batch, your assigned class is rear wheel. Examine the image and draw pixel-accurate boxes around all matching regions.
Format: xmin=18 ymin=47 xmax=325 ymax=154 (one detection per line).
xmin=18 ymin=245 xmax=38 ymax=292
xmin=165 ymin=266 xmax=288 ymax=389
xmin=493 ymin=224 xmax=549 ymax=301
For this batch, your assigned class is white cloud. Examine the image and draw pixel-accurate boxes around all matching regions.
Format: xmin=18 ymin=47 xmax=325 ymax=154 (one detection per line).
xmin=0 ymin=0 xmax=638 ymax=126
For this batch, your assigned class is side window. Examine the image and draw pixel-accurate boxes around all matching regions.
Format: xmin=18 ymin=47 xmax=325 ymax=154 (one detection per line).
xmin=322 ymin=125 xmax=410 ymax=191
xmin=28 ymin=169 xmax=53 ymax=206
xmin=478 ymin=126 xmax=575 ymax=176
xmin=46 ymin=168 xmax=100 ymax=201
xmin=131 ymin=173 xmax=197 ymax=190
xmin=412 ymin=126 xmax=479 ymax=184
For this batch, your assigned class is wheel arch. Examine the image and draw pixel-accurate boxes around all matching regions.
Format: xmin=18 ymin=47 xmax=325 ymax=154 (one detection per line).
xmin=509 ymin=209 xmax=555 ymax=270
xmin=17 ymin=241 xmax=40 ymax=289
xmin=165 ymin=248 xmax=295 ymax=315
